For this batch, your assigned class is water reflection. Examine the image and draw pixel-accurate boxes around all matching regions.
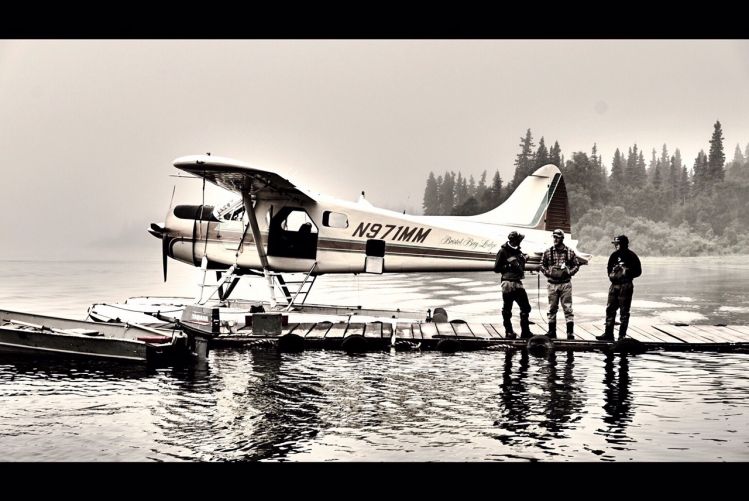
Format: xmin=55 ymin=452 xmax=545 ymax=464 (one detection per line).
xmin=600 ymin=353 xmax=633 ymax=448
xmin=495 ymin=349 xmax=585 ymax=451
xmin=153 ymin=349 xmax=324 ymax=461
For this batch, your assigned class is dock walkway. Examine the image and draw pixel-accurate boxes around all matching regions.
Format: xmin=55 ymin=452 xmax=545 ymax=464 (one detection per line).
xmin=209 ymin=319 xmax=749 ymax=353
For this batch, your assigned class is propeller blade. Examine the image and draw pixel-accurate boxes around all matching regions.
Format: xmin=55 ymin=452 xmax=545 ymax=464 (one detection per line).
xmin=162 ymin=235 xmax=169 ymax=282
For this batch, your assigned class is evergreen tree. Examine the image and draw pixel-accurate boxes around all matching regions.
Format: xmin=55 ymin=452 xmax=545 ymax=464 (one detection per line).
xmin=482 ymin=170 xmax=503 ymax=210
xmin=624 ymin=146 xmax=634 ymax=188
xmin=693 ymin=150 xmax=709 ymax=194
xmin=669 ymin=155 xmax=679 ymax=205
xmin=422 ymin=171 xmax=439 ymax=215
xmin=610 ymin=148 xmax=626 ymax=190
xmin=549 ymin=141 xmax=562 ymax=168
xmin=634 ymin=149 xmax=647 ymax=188
xmin=660 ymin=144 xmax=670 ymax=177
xmin=708 ymin=120 xmax=726 ymax=184
xmin=476 ymin=170 xmax=488 ymax=201
xmin=438 ymin=171 xmax=455 ymax=214
xmin=591 ymin=143 xmax=599 ymax=170
xmin=589 ymin=144 xmax=607 ymax=202
xmin=733 ymin=144 xmax=745 ymax=165
xmin=673 ymin=148 xmax=683 ymax=171
xmin=535 ymin=137 xmax=549 ymax=168
xmin=653 ymin=161 xmax=662 ymax=190
xmin=510 ymin=129 xmax=536 ymax=191
xmin=454 ymin=172 xmax=467 ymax=207
xmin=679 ymin=165 xmax=689 ymax=205
xmin=467 ymin=174 xmax=476 ymax=199
xmin=648 ymin=148 xmax=657 ymax=183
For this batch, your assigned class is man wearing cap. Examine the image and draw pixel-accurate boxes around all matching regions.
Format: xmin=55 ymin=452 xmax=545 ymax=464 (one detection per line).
xmin=541 ymin=229 xmax=580 ymax=340
xmin=597 ymin=234 xmax=642 ymax=341
xmin=494 ymin=231 xmax=533 ymax=339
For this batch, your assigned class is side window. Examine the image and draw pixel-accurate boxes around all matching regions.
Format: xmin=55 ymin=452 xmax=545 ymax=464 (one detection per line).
xmin=323 ymin=211 xmax=349 ymax=229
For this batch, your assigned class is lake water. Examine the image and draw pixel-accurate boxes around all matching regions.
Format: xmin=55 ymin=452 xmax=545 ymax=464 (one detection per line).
xmin=1 ymin=256 xmax=748 ymax=461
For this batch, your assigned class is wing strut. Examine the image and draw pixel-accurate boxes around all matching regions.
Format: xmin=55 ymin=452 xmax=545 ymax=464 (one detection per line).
xmin=242 ymin=192 xmax=278 ymax=307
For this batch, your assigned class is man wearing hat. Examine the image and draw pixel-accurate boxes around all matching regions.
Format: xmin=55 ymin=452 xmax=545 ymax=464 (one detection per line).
xmin=597 ymin=234 xmax=642 ymax=341
xmin=541 ymin=229 xmax=580 ymax=340
xmin=494 ymin=230 xmax=533 ymax=339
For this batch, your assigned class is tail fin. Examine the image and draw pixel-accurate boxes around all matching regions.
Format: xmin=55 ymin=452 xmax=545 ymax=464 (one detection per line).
xmin=467 ymin=164 xmax=570 ymax=233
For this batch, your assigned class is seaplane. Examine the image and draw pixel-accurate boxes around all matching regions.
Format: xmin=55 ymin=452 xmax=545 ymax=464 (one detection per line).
xmin=146 ymin=154 xmax=590 ymax=313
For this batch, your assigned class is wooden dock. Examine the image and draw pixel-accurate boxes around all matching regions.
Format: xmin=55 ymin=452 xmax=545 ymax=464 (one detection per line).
xmin=208 ymin=319 xmax=749 ymax=353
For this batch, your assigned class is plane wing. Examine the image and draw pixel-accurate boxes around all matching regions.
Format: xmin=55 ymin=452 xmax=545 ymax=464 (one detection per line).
xmin=173 ymin=155 xmax=316 ymax=204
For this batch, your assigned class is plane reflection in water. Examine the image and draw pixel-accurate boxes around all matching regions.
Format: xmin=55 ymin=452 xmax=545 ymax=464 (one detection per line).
xmin=152 ymin=349 xmax=324 ymax=461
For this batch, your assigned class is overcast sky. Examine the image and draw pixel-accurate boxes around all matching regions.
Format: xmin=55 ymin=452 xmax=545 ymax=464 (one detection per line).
xmin=2 ymin=40 xmax=748 ymax=260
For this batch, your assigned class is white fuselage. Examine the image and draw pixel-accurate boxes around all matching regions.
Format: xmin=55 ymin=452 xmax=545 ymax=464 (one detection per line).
xmin=166 ymin=194 xmax=578 ymax=274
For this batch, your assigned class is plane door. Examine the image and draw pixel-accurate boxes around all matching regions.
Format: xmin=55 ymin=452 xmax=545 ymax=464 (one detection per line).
xmin=267 ymin=207 xmax=318 ymax=260
xmin=365 ymin=239 xmax=385 ymax=274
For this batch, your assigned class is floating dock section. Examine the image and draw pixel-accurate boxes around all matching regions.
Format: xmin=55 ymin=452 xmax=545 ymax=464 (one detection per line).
xmin=204 ymin=318 xmax=749 ymax=354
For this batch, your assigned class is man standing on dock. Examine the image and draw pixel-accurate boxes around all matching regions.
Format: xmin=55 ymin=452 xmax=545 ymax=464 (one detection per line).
xmin=597 ymin=234 xmax=642 ymax=341
xmin=494 ymin=231 xmax=533 ymax=339
xmin=541 ymin=229 xmax=580 ymax=340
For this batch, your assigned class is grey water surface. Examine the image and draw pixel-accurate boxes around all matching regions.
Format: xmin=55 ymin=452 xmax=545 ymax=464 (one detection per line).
xmin=1 ymin=256 xmax=748 ymax=461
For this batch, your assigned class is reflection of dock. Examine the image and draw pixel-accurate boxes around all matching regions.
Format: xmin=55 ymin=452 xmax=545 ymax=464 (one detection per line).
xmin=208 ymin=317 xmax=749 ymax=353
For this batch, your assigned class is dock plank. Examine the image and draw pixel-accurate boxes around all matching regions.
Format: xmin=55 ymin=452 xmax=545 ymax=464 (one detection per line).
xmin=574 ymin=322 xmax=601 ymax=342
xmin=652 ymin=325 xmax=718 ymax=344
xmin=382 ymin=323 xmax=393 ymax=342
xmin=305 ymin=322 xmax=332 ymax=339
xmin=719 ymin=325 xmax=749 ymax=341
xmin=282 ymin=323 xmax=301 ymax=336
xmin=613 ymin=324 xmax=665 ymax=343
xmin=419 ymin=323 xmax=439 ymax=341
xmin=324 ymin=323 xmax=347 ymax=339
xmin=671 ymin=325 xmax=733 ymax=344
xmin=395 ymin=323 xmax=413 ymax=339
xmin=435 ymin=322 xmax=457 ymax=337
xmin=343 ymin=323 xmax=366 ymax=338
xmin=466 ymin=323 xmax=492 ymax=339
xmin=628 ymin=324 xmax=684 ymax=343
xmin=490 ymin=323 xmax=509 ymax=339
xmin=364 ymin=322 xmax=383 ymax=339
xmin=691 ymin=325 xmax=747 ymax=343
xmin=482 ymin=323 xmax=502 ymax=339
xmin=451 ymin=322 xmax=475 ymax=338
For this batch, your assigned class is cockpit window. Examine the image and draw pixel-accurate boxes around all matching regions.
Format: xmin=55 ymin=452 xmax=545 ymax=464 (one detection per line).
xmin=217 ymin=199 xmax=245 ymax=221
xmin=223 ymin=206 xmax=245 ymax=221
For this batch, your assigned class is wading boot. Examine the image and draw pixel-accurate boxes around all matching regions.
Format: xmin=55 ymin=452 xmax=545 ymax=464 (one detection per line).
xmin=519 ymin=313 xmax=533 ymax=339
xmin=596 ymin=321 xmax=615 ymax=341
xmin=546 ymin=321 xmax=557 ymax=339
xmin=618 ymin=319 xmax=629 ymax=340
xmin=566 ymin=321 xmax=575 ymax=340
xmin=502 ymin=311 xmax=516 ymax=339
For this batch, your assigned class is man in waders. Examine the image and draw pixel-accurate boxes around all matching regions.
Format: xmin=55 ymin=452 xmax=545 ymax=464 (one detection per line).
xmin=494 ymin=231 xmax=533 ymax=339
xmin=597 ymin=234 xmax=642 ymax=341
xmin=541 ymin=229 xmax=580 ymax=340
